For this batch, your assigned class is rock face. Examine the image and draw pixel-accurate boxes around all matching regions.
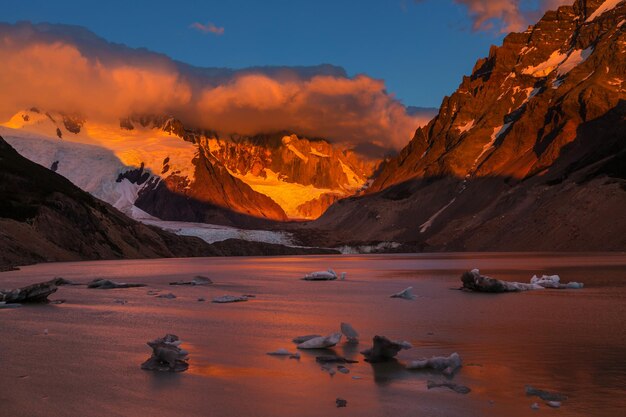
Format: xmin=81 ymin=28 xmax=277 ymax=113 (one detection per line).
xmin=308 ymin=0 xmax=626 ymax=251
xmin=135 ymin=142 xmax=289 ymax=225
xmin=0 ymin=136 xmax=218 ymax=270
xmin=200 ymin=133 xmax=381 ymax=219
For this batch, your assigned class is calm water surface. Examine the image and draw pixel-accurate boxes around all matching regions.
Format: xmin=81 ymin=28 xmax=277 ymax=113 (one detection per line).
xmin=1 ymin=253 xmax=625 ymax=417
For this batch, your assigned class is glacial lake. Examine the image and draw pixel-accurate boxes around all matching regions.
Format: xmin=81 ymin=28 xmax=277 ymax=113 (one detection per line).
xmin=1 ymin=253 xmax=625 ymax=416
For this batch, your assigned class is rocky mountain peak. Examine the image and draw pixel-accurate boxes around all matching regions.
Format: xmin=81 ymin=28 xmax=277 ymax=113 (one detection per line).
xmin=307 ymin=0 xmax=625 ymax=251
xmin=368 ymin=0 xmax=625 ymax=193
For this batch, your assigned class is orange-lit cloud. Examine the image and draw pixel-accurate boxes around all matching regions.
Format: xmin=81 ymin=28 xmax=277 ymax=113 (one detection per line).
xmin=0 ymin=22 xmax=431 ymax=150
xmin=416 ymin=0 xmax=572 ymax=33
xmin=190 ymin=22 xmax=225 ymax=35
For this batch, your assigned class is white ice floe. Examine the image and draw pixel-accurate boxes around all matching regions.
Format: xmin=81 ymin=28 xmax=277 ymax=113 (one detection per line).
xmin=406 ymin=352 xmax=463 ymax=376
xmin=390 ymin=287 xmax=416 ymax=300
xmin=303 ymin=269 xmax=346 ymax=281
xmin=530 ymin=275 xmax=584 ymax=289
xmin=297 ymin=333 xmax=342 ymax=349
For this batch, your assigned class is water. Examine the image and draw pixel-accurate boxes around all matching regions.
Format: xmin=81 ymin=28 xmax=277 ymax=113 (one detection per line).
xmin=1 ymin=253 xmax=625 ymax=416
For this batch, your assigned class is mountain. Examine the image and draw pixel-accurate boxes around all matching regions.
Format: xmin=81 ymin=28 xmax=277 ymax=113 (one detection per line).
xmin=0 ymin=110 xmax=383 ymax=225
xmin=0 ymin=135 xmax=339 ymax=270
xmin=0 ymin=135 xmax=217 ymax=269
xmin=305 ymin=0 xmax=626 ymax=251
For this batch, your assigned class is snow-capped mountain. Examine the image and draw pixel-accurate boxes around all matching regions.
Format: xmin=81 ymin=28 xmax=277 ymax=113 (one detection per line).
xmin=0 ymin=135 xmax=216 ymax=268
xmin=0 ymin=108 xmax=383 ymax=227
xmin=308 ymin=0 xmax=626 ymax=251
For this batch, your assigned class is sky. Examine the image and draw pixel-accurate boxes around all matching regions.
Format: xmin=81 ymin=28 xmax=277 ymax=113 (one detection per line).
xmin=0 ymin=0 xmax=571 ymax=108
xmin=0 ymin=0 xmax=571 ymax=149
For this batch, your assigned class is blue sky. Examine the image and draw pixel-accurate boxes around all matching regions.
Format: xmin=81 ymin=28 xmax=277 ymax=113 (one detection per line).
xmin=1 ymin=0 xmax=512 ymax=108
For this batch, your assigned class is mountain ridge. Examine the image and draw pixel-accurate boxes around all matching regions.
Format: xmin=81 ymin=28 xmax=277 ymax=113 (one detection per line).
xmin=303 ymin=0 xmax=626 ymax=251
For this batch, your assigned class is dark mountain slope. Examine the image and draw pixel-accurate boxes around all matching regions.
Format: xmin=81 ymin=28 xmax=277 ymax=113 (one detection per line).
xmin=0 ymin=135 xmax=220 ymax=269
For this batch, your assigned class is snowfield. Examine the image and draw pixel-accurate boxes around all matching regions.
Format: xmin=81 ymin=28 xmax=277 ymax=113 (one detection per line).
xmin=139 ymin=219 xmax=296 ymax=246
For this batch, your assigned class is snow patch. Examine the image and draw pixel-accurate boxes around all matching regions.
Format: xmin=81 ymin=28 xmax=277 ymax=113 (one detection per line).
xmin=229 ymin=168 xmax=337 ymax=219
xmin=282 ymin=135 xmax=309 ymax=162
xmin=475 ymin=123 xmax=512 ymax=164
xmin=457 ymin=120 xmax=475 ymax=133
xmin=586 ymin=0 xmax=624 ymax=22
xmin=339 ymin=159 xmax=364 ymax=189
xmin=309 ymin=149 xmax=329 ymax=158
xmin=556 ymin=47 xmax=594 ymax=76
xmin=522 ymin=50 xmax=567 ymax=77
xmin=420 ymin=198 xmax=457 ymax=233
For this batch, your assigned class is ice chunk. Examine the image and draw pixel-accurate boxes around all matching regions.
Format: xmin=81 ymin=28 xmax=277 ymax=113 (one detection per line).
xmin=297 ymin=332 xmax=342 ymax=349
xmin=461 ymin=269 xmax=543 ymax=292
xmin=267 ymin=348 xmax=300 ymax=359
xmin=292 ymin=334 xmax=322 ymax=344
xmin=341 ymin=322 xmax=359 ymax=343
xmin=212 ymin=295 xmax=249 ymax=303
xmin=390 ymin=287 xmax=416 ymax=300
xmin=530 ymin=274 xmax=561 ymax=288
xmin=407 ymin=352 xmax=463 ymax=376
xmin=530 ymin=275 xmax=584 ymax=289
xmin=303 ymin=269 xmax=346 ymax=281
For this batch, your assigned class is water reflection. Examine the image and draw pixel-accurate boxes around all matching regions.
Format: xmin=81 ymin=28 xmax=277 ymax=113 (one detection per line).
xmin=0 ymin=253 xmax=624 ymax=417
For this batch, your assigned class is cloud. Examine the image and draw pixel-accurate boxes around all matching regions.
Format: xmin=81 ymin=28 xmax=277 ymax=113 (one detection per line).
xmin=0 ymin=22 xmax=432 ymax=150
xmin=190 ymin=22 xmax=225 ymax=35
xmin=416 ymin=0 xmax=573 ymax=33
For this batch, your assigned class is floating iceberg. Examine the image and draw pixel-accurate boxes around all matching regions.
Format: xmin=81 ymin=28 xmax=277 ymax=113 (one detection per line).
xmin=427 ymin=380 xmax=471 ymax=394
xmin=267 ymin=348 xmax=300 ymax=359
xmin=292 ymin=334 xmax=322 ymax=344
xmin=340 ymin=322 xmax=359 ymax=343
xmin=303 ymin=269 xmax=346 ymax=281
xmin=297 ymin=332 xmax=342 ymax=349
xmin=140 ymin=334 xmax=189 ymax=372
xmin=212 ymin=295 xmax=250 ymax=303
xmin=407 ymin=352 xmax=462 ymax=376
xmin=390 ymin=287 xmax=416 ymax=300
xmin=170 ymin=276 xmax=213 ymax=286
xmin=461 ymin=269 xmax=543 ymax=292
xmin=88 ymin=278 xmax=146 ymax=289
xmin=531 ymin=275 xmax=584 ymax=289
